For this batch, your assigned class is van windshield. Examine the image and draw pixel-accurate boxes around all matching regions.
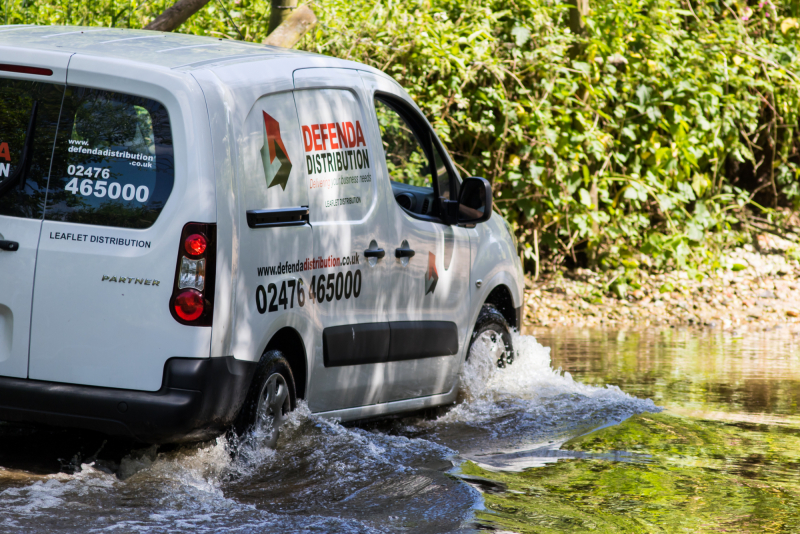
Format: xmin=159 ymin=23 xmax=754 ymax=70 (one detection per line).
xmin=44 ymin=87 xmax=174 ymax=229
xmin=0 ymin=78 xmax=64 ymax=219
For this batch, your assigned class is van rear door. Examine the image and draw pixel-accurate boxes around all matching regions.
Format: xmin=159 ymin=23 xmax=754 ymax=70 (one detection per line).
xmin=0 ymin=51 xmax=70 ymax=379
xmin=26 ymin=61 xmax=214 ymax=392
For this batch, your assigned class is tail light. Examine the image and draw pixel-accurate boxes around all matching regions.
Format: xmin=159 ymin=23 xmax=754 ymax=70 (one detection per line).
xmin=170 ymin=222 xmax=216 ymax=326
xmin=0 ymin=64 xmax=53 ymax=76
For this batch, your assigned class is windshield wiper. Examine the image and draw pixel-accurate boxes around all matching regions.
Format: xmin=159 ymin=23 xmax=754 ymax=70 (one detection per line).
xmin=0 ymin=100 xmax=38 ymax=199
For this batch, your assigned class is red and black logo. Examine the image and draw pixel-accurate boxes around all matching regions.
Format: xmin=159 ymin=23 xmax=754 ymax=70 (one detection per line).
xmin=425 ymin=252 xmax=438 ymax=295
xmin=260 ymin=111 xmax=292 ymax=190
xmin=0 ymin=142 xmax=9 ymax=179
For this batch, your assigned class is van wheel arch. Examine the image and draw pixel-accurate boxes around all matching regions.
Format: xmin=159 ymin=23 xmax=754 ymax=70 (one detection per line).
xmin=264 ymin=327 xmax=307 ymax=400
xmin=483 ymin=284 xmax=517 ymax=330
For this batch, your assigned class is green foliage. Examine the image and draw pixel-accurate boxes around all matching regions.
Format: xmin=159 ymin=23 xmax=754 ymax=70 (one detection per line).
xmin=6 ymin=0 xmax=800 ymax=272
xmin=300 ymin=0 xmax=800 ymax=272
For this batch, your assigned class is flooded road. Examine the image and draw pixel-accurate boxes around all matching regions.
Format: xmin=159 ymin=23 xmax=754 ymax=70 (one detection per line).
xmin=1 ymin=328 xmax=798 ymax=532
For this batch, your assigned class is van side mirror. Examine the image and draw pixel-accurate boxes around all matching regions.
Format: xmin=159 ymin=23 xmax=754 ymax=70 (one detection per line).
xmin=457 ymin=176 xmax=492 ymax=225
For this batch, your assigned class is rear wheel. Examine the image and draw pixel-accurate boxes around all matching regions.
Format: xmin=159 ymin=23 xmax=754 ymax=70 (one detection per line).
xmin=235 ymin=350 xmax=296 ymax=448
xmin=469 ymin=304 xmax=514 ymax=368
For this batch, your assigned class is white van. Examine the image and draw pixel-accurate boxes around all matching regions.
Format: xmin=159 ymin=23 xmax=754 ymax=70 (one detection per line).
xmin=0 ymin=25 xmax=523 ymax=445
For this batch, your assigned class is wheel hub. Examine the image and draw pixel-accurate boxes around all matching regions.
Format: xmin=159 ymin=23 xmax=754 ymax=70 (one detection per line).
xmin=254 ymin=372 xmax=290 ymax=448
xmin=478 ymin=329 xmax=511 ymax=368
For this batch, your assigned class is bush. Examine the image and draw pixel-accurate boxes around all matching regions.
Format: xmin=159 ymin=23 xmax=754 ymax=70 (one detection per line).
xmin=6 ymin=0 xmax=800 ymax=273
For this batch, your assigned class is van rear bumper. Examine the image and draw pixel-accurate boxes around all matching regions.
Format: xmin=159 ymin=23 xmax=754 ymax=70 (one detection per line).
xmin=0 ymin=357 xmax=257 ymax=444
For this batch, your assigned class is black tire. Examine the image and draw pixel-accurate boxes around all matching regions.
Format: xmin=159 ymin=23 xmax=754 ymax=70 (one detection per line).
xmin=234 ymin=350 xmax=296 ymax=448
xmin=469 ymin=304 xmax=514 ymax=368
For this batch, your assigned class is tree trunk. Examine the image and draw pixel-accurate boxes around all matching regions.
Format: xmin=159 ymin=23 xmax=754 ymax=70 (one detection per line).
xmin=263 ymin=4 xmax=316 ymax=48
xmin=268 ymin=0 xmax=298 ymax=35
xmin=144 ymin=0 xmax=211 ymax=32
xmin=567 ymin=0 xmax=589 ymax=59
xmin=568 ymin=0 xmax=589 ymax=35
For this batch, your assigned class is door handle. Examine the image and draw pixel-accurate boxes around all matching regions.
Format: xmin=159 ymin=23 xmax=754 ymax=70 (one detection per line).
xmin=0 ymin=240 xmax=19 ymax=252
xmin=364 ymin=247 xmax=386 ymax=259
xmin=395 ymin=247 xmax=415 ymax=259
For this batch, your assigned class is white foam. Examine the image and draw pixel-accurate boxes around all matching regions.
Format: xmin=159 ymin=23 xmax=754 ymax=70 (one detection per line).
xmin=464 ymin=332 xmax=651 ymax=401
xmin=0 ymin=462 xmax=115 ymax=520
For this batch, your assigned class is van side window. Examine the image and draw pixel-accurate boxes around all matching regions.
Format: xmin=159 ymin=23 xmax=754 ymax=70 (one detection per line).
xmin=375 ymin=99 xmax=431 ymax=189
xmin=44 ymin=88 xmax=174 ymax=229
xmin=373 ymin=96 xmax=457 ymax=219
xmin=0 ymin=78 xmax=64 ymax=219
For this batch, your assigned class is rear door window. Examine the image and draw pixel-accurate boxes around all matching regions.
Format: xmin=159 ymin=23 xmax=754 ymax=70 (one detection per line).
xmin=44 ymin=88 xmax=174 ymax=229
xmin=0 ymin=78 xmax=64 ymax=219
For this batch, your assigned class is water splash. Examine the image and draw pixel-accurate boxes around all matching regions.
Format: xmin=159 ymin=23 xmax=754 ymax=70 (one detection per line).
xmin=462 ymin=332 xmax=659 ymax=404
xmin=429 ymin=333 xmax=660 ymax=455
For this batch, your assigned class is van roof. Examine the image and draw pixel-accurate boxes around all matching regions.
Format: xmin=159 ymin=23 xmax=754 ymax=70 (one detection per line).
xmin=0 ymin=24 xmax=314 ymax=70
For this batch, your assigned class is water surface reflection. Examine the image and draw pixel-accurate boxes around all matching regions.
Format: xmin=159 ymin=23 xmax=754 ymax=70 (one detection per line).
xmin=533 ymin=327 xmax=800 ymax=425
xmin=463 ymin=327 xmax=800 ymax=533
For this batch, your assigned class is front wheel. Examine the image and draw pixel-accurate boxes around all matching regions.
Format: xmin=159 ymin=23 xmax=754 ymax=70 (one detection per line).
xmin=235 ymin=350 xmax=296 ymax=448
xmin=469 ymin=304 xmax=514 ymax=368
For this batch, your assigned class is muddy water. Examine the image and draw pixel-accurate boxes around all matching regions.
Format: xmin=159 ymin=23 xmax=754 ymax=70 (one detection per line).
xmin=1 ymin=328 xmax=796 ymax=533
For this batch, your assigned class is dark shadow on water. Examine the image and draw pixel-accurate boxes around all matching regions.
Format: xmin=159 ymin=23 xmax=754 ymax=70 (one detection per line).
xmin=0 ymin=422 xmax=152 ymax=476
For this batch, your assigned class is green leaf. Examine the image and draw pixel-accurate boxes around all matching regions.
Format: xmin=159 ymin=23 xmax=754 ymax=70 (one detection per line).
xmin=636 ymin=85 xmax=652 ymax=106
xmin=687 ymin=223 xmax=704 ymax=242
xmin=510 ymin=25 xmax=531 ymax=47
xmin=691 ymin=174 xmax=711 ymax=198
xmin=611 ymin=282 xmax=628 ymax=299
xmin=572 ymin=61 xmax=591 ymax=75
xmin=579 ymin=188 xmax=592 ymax=207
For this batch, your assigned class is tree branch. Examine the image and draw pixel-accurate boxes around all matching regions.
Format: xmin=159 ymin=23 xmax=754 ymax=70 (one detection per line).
xmin=144 ymin=0 xmax=211 ymax=32
xmin=264 ymin=4 xmax=317 ymax=48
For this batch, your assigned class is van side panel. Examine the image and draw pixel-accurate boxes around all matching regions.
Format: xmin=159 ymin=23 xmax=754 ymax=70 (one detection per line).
xmin=197 ymin=60 xmax=316 ymax=393
xmin=465 ymin=215 xmax=525 ymax=343
xmin=192 ymin=70 xmax=239 ymax=359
